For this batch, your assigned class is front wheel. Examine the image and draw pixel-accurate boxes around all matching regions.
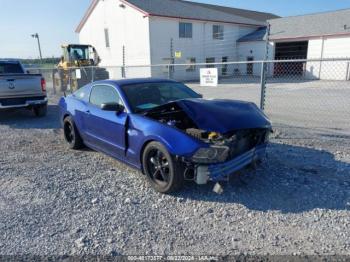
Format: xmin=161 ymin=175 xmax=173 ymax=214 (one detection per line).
xmin=142 ymin=142 xmax=184 ymax=193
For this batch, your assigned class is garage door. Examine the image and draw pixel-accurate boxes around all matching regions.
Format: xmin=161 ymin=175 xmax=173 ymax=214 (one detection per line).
xmin=274 ymin=41 xmax=309 ymax=76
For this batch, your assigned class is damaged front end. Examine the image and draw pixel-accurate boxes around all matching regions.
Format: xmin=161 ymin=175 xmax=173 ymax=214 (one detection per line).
xmin=184 ymin=128 xmax=270 ymax=184
xmin=190 ymin=129 xmax=270 ymax=183
xmin=144 ymin=99 xmax=272 ymax=184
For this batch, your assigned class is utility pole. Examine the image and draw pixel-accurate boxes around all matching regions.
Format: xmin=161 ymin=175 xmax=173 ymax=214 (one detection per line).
xmin=31 ymin=33 xmax=43 ymax=62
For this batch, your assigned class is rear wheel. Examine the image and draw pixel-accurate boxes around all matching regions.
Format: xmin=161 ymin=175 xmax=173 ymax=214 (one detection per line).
xmin=63 ymin=116 xmax=84 ymax=149
xmin=33 ymin=104 xmax=47 ymax=117
xmin=142 ymin=142 xmax=184 ymax=193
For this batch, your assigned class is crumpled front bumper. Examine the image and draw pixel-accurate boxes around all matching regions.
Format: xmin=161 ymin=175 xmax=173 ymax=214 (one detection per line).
xmin=195 ymin=144 xmax=268 ymax=183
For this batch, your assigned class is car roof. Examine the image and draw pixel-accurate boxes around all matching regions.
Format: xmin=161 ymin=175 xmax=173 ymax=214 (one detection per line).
xmin=92 ymin=78 xmax=177 ymax=87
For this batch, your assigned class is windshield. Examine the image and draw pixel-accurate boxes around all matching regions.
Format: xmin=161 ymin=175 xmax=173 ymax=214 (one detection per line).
xmin=68 ymin=46 xmax=89 ymax=61
xmin=120 ymin=82 xmax=201 ymax=113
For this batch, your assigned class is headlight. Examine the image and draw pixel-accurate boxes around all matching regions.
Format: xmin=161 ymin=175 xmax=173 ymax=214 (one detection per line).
xmin=264 ymin=130 xmax=271 ymax=143
xmin=192 ymin=145 xmax=229 ymax=164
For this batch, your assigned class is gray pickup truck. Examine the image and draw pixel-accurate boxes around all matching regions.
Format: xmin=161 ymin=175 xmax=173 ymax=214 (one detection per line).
xmin=0 ymin=60 xmax=47 ymax=117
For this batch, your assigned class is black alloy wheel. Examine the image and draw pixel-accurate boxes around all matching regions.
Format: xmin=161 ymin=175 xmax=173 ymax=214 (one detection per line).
xmin=142 ymin=142 xmax=184 ymax=193
xmin=63 ymin=116 xmax=84 ymax=150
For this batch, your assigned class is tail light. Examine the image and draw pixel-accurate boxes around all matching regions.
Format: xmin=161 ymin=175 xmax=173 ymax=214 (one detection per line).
xmin=41 ymin=78 xmax=46 ymax=92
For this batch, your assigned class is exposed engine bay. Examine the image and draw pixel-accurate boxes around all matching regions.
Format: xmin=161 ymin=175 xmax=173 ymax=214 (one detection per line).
xmin=144 ymin=103 xmax=197 ymax=130
xmin=144 ymin=101 xmax=270 ymax=160
xmin=185 ymin=128 xmax=269 ymax=159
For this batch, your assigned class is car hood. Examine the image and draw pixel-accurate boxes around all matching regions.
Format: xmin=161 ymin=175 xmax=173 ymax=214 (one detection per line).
xmin=176 ymin=99 xmax=271 ymax=133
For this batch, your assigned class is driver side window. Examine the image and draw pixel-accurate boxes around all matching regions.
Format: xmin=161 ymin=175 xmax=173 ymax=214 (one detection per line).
xmin=89 ymin=85 xmax=122 ymax=107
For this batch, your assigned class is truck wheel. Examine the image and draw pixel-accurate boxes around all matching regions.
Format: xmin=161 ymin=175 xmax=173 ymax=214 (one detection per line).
xmin=63 ymin=116 xmax=84 ymax=150
xmin=33 ymin=104 xmax=47 ymax=117
xmin=142 ymin=142 xmax=184 ymax=193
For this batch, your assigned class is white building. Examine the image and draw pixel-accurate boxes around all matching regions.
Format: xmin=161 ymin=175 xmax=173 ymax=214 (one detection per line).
xmin=76 ymin=0 xmax=278 ymax=80
xmin=238 ymin=9 xmax=350 ymax=80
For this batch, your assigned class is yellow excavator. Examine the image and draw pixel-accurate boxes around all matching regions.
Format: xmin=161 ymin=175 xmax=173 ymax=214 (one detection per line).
xmin=53 ymin=44 xmax=109 ymax=92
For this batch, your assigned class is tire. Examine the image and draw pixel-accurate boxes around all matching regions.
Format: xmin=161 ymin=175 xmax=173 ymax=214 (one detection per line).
xmin=95 ymin=68 xmax=110 ymax=80
xmin=33 ymin=104 xmax=47 ymax=117
xmin=142 ymin=142 xmax=184 ymax=193
xmin=63 ymin=116 xmax=84 ymax=150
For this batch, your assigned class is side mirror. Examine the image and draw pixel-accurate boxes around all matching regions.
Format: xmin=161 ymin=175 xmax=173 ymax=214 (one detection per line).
xmin=101 ymin=103 xmax=125 ymax=114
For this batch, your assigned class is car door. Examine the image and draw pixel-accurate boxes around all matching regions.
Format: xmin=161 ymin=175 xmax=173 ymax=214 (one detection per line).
xmin=84 ymin=84 xmax=127 ymax=159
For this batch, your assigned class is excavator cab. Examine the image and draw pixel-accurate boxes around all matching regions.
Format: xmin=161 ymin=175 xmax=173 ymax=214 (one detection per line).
xmin=59 ymin=44 xmax=100 ymax=69
xmin=54 ymin=44 xmax=108 ymax=92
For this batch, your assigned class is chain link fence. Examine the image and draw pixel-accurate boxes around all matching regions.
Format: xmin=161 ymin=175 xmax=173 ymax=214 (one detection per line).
xmin=264 ymin=60 xmax=350 ymax=137
xmin=27 ymin=58 xmax=350 ymax=140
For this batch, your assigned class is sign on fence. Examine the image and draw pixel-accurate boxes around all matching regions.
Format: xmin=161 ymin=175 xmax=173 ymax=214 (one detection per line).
xmin=200 ymin=68 xmax=218 ymax=87
xmin=76 ymin=69 xmax=81 ymax=79
xmin=174 ymin=51 xmax=182 ymax=58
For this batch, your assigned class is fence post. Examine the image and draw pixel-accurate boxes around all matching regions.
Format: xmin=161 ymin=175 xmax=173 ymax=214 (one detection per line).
xmin=122 ymin=45 xmax=126 ymax=78
xmin=91 ymin=66 xmax=95 ymax=83
xmin=260 ymin=23 xmax=271 ymax=111
xmin=52 ymin=69 xmax=56 ymax=95
xmin=260 ymin=61 xmax=267 ymax=110
xmin=122 ymin=66 xmax=126 ymax=78
xmin=167 ymin=64 xmax=171 ymax=80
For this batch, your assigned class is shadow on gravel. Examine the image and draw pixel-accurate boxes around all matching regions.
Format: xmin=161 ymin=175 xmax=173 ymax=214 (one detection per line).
xmin=0 ymin=105 xmax=60 ymax=130
xmin=176 ymin=143 xmax=350 ymax=214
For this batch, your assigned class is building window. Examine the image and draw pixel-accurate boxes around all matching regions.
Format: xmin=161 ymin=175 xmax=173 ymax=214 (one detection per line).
xmin=186 ymin=58 xmax=196 ymax=72
xmin=213 ymin=25 xmax=224 ymax=40
xmin=104 ymin=28 xmax=110 ymax=48
xmin=206 ymin=57 xmax=215 ymax=68
xmin=222 ymin=56 xmax=228 ymax=75
xmin=179 ymin=22 xmax=192 ymax=38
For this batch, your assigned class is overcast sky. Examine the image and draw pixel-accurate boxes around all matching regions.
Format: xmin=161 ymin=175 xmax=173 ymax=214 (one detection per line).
xmin=1 ymin=0 xmax=350 ymax=59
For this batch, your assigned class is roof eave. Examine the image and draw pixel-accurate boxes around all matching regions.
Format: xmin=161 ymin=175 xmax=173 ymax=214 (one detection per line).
xmin=75 ymin=0 xmax=266 ymax=33
xmin=270 ymin=31 xmax=350 ymax=41
xmin=237 ymin=39 xmax=265 ymax=43
xmin=75 ymin=0 xmax=150 ymax=33
xmin=76 ymin=0 xmax=100 ymax=33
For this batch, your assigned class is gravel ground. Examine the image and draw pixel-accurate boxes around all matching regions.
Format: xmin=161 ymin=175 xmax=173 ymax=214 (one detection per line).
xmin=0 ymin=89 xmax=349 ymax=256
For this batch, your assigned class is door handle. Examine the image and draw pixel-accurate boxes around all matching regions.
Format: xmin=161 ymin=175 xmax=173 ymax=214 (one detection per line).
xmin=85 ymin=110 xmax=90 ymax=114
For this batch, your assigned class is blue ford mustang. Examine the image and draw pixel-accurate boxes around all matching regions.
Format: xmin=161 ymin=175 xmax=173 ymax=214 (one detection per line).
xmin=59 ymin=78 xmax=272 ymax=193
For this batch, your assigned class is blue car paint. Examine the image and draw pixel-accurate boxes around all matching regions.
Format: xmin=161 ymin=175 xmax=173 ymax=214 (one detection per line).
xmin=59 ymin=78 xmax=271 ymax=179
xmin=59 ymin=79 xmax=208 ymax=170
xmin=177 ymin=99 xmax=271 ymax=133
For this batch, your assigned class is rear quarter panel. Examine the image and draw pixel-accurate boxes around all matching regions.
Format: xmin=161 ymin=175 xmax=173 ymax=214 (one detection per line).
xmin=59 ymin=96 xmax=87 ymax=133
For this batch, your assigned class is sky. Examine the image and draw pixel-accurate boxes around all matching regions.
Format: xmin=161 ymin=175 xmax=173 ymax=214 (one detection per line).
xmin=1 ymin=0 xmax=350 ymax=59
